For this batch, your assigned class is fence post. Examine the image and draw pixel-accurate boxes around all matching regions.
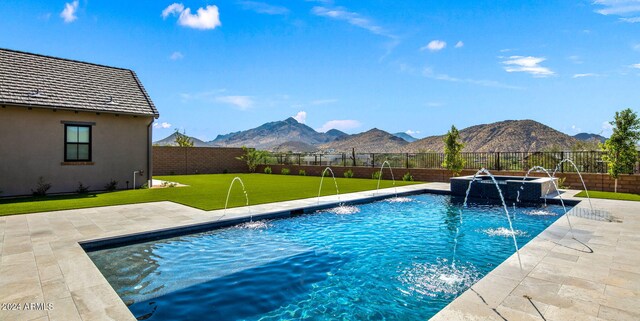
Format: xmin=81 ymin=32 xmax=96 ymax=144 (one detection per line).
xmin=319 ymin=154 xmax=322 ymax=166
xmin=343 ymin=153 xmax=346 ymax=166
xmin=406 ymin=153 xmax=409 ymax=169
xmin=496 ymin=152 xmax=501 ymax=171
xmin=371 ymin=153 xmax=375 ymax=167
xmin=561 ymin=151 xmax=564 ymax=173
xmin=298 ymin=154 xmax=301 ymax=166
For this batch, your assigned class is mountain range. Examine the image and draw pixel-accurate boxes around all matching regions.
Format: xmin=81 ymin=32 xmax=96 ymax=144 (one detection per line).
xmin=393 ymin=132 xmax=418 ymax=142
xmin=154 ymin=117 xmax=606 ymax=153
xmin=208 ymin=117 xmax=347 ymax=150
xmin=153 ymin=131 xmax=211 ymax=147
xmin=573 ymin=132 xmax=607 ymax=143
xmin=402 ymin=120 xmax=579 ymax=153
xmin=319 ymin=129 xmax=409 ymax=153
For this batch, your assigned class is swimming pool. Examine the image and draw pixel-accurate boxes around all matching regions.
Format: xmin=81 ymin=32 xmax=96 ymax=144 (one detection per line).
xmin=87 ymin=193 xmax=567 ymax=320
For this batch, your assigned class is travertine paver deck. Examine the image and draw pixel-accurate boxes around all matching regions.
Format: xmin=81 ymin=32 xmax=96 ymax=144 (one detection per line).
xmin=0 ymin=183 xmax=433 ymax=321
xmin=431 ymin=190 xmax=640 ymax=321
xmin=1 ymin=183 xmax=638 ymax=321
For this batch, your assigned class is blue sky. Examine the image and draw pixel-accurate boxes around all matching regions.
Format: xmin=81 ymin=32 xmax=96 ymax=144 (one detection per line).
xmin=1 ymin=1 xmax=639 ymax=141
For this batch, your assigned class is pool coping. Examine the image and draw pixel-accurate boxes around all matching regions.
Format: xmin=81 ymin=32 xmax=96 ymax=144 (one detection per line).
xmin=1 ymin=182 xmax=639 ymax=320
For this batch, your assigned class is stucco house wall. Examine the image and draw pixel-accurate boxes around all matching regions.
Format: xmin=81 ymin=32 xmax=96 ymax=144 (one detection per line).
xmin=0 ymin=106 xmax=153 ymax=195
xmin=0 ymin=48 xmax=159 ymax=196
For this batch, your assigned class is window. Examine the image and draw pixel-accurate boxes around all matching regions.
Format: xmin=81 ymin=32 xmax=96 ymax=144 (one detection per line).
xmin=65 ymin=125 xmax=91 ymax=161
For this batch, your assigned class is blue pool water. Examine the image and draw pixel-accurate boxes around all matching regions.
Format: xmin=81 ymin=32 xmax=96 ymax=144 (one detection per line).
xmin=87 ymin=194 xmax=567 ymax=320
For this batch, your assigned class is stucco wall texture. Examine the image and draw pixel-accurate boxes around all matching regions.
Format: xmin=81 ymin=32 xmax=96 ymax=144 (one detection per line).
xmin=0 ymin=105 xmax=153 ymax=196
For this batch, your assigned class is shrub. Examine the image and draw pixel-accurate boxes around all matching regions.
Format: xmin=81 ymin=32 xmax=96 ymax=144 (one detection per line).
xmin=403 ymin=172 xmax=414 ymax=181
xmin=264 ymin=166 xmax=272 ymax=174
xmin=298 ymin=169 xmax=306 ymax=176
xmin=140 ymin=183 xmax=149 ymax=189
xmin=281 ymin=168 xmax=290 ymax=175
xmin=162 ymin=181 xmax=177 ymax=188
xmin=372 ymin=171 xmax=381 ymax=180
xmin=557 ymin=177 xmax=569 ymax=189
xmin=173 ymin=129 xmax=194 ymax=147
xmin=236 ymin=146 xmax=268 ymax=173
xmin=104 ymin=180 xmax=118 ymax=192
xmin=222 ymin=169 xmax=228 ymax=174
xmin=76 ymin=182 xmax=90 ymax=194
xmin=32 ymin=176 xmax=52 ymax=196
xmin=442 ymin=125 xmax=465 ymax=176
xmin=344 ymin=169 xmax=354 ymax=178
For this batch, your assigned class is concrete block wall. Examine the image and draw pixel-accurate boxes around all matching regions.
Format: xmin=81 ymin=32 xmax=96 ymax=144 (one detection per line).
xmin=153 ymin=146 xmax=248 ymax=175
xmin=255 ymin=164 xmax=640 ymax=194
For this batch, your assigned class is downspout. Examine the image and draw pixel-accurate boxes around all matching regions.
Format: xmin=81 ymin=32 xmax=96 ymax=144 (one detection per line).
xmin=147 ymin=118 xmax=154 ymax=187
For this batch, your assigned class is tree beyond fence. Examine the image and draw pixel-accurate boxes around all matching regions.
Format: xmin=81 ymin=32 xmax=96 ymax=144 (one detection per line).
xmin=261 ymin=151 xmax=640 ymax=174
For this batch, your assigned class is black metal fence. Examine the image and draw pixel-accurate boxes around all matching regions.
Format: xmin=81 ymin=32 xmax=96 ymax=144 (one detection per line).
xmin=261 ymin=151 xmax=639 ymax=174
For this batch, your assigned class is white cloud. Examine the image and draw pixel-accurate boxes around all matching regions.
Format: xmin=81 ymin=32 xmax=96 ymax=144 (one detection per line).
xmin=423 ymin=67 xmax=523 ymax=89
xmin=293 ymin=111 xmax=307 ymax=123
xmin=310 ymin=99 xmax=338 ymax=105
xmin=405 ymin=130 xmax=420 ymax=135
xmin=162 ymin=3 xmax=184 ymax=18
xmin=421 ymin=40 xmax=446 ymax=52
xmin=631 ymin=63 xmax=640 ymax=69
xmin=215 ymin=95 xmax=254 ymax=110
xmin=502 ymin=56 xmax=555 ymax=77
xmin=239 ymin=1 xmax=289 ymax=15
xmin=60 ymin=0 xmax=79 ymax=23
xmin=311 ymin=6 xmax=392 ymax=38
xmin=317 ymin=119 xmax=361 ymax=133
xmin=621 ymin=16 xmax=640 ymax=22
xmin=169 ymin=51 xmax=184 ymax=60
xmin=454 ymin=41 xmax=464 ymax=48
xmin=153 ymin=122 xmax=172 ymax=129
xmin=162 ymin=3 xmax=221 ymax=30
xmin=573 ymin=73 xmax=597 ymax=78
xmin=592 ymin=0 xmax=640 ymax=23
xmin=633 ymin=43 xmax=640 ymax=51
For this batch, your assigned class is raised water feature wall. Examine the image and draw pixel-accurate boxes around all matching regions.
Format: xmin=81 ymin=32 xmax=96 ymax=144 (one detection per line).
xmin=450 ymin=175 xmax=558 ymax=202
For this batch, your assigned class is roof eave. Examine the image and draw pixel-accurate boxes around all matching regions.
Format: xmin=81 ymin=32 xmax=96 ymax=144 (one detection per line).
xmin=0 ymin=102 xmax=157 ymax=118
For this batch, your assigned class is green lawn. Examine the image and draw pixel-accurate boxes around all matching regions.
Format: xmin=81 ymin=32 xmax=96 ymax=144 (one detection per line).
xmin=0 ymin=174 xmax=420 ymax=216
xmin=575 ymin=190 xmax=640 ymax=202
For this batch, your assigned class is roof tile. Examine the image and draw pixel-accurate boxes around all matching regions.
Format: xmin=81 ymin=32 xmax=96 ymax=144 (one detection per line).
xmin=0 ymin=48 xmax=159 ymax=117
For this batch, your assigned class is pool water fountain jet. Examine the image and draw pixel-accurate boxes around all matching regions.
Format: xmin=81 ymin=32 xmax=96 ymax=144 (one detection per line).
xmin=463 ymin=168 xmax=523 ymax=270
xmin=375 ymin=161 xmax=412 ymax=203
xmin=219 ymin=177 xmax=252 ymax=222
xmin=375 ymin=161 xmax=396 ymax=195
xmin=451 ymin=227 xmax=459 ymax=268
xmin=515 ymin=166 xmax=574 ymax=238
xmin=317 ymin=167 xmax=340 ymax=205
xmin=551 ymin=159 xmax=594 ymax=214
xmin=317 ymin=167 xmax=359 ymax=214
